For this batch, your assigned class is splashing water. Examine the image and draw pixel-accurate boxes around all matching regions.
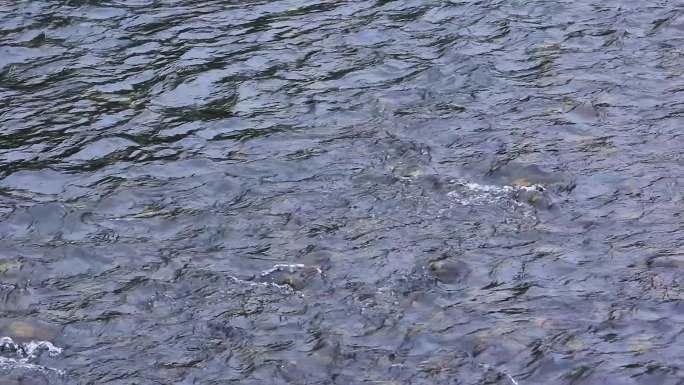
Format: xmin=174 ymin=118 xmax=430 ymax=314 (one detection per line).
xmin=0 ymin=337 xmax=64 ymax=375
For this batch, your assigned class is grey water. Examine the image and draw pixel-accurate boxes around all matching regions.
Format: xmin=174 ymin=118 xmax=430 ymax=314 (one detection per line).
xmin=1 ymin=1 xmax=683 ymax=384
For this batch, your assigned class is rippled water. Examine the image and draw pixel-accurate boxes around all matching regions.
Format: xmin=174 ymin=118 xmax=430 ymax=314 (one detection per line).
xmin=1 ymin=1 xmax=683 ymax=384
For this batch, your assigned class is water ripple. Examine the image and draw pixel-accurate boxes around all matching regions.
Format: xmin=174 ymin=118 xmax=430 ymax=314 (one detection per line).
xmin=1 ymin=0 xmax=683 ymax=384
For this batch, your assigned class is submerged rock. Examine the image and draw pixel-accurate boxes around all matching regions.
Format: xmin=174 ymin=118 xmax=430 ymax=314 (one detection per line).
xmin=647 ymin=255 xmax=684 ymax=269
xmin=0 ymin=320 xmax=63 ymax=373
xmin=254 ymin=264 xmax=325 ymax=291
xmin=0 ymin=320 xmax=58 ymax=343
xmin=515 ymin=185 xmax=553 ymax=209
xmin=427 ymin=259 xmax=472 ymax=284
xmin=0 ymin=259 xmax=22 ymax=274
xmin=486 ymin=162 xmax=574 ymax=193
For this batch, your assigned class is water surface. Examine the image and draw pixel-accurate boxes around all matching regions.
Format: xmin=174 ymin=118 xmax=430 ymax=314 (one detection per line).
xmin=1 ymin=1 xmax=683 ymax=384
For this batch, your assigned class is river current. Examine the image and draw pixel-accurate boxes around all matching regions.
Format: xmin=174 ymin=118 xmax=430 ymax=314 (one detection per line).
xmin=1 ymin=1 xmax=683 ymax=384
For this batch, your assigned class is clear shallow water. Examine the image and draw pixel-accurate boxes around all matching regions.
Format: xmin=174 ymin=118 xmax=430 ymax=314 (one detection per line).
xmin=1 ymin=0 xmax=683 ymax=384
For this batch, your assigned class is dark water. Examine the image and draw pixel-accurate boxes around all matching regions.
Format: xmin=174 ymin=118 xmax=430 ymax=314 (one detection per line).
xmin=1 ymin=1 xmax=683 ymax=384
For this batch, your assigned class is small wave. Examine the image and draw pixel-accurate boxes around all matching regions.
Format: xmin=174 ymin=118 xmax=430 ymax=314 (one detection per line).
xmin=260 ymin=263 xmax=323 ymax=276
xmin=447 ymin=179 xmax=544 ymax=206
xmin=0 ymin=356 xmax=64 ymax=375
xmin=0 ymin=336 xmax=64 ymax=375
xmin=228 ymin=275 xmax=294 ymax=291
xmin=0 ymin=336 xmax=62 ymax=358
xmin=255 ymin=264 xmax=326 ymax=292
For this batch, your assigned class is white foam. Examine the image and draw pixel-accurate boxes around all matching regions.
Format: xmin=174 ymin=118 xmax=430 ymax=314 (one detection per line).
xmin=0 ymin=336 xmax=64 ymax=375
xmin=228 ymin=275 xmax=293 ymax=291
xmin=461 ymin=182 xmax=514 ymax=193
xmin=0 ymin=336 xmax=62 ymax=358
xmin=260 ymin=263 xmax=323 ymax=276
xmin=447 ymin=179 xmax=544 ymax=207
xmin=23 ymin=340 xmax=63 ymax=358
xmin=0 ymin=356 xmax=65 ymax=375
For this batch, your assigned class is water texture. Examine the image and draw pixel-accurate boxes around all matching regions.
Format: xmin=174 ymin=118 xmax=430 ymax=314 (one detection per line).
xmin=1 ymin=0 xmax=683 ymax=384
